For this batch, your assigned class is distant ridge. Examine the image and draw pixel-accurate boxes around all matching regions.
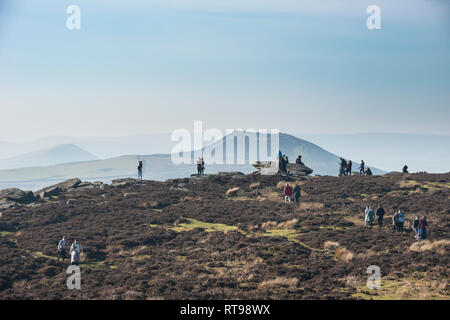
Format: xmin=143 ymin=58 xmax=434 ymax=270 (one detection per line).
xmin=0 ymin=133 xmax=385 ymax=191
xmin=0 ymin=144 xmax=99 ymax=170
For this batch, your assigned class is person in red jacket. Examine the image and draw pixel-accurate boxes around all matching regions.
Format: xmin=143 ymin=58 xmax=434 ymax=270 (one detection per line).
xmin=284 ymin=183 xmax=293 ymax=203
xmin=418 ymin=216 xmax=428 ymax=239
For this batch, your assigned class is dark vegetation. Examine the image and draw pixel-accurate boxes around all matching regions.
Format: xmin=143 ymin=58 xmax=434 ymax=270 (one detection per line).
xmin=0 ymin=172 xmax=448 ymax=299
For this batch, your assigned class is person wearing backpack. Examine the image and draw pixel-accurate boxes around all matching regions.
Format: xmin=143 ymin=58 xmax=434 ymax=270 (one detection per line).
xmin=346 ymin=160 xmax=352 ymax=176
xmin=397 ymin=210 xmax=406 ymax=232
xmin=284 ymin=183 xmax=293 ymax=204
xmin=413 ymin=216 xmax=420 ymax=239
xmin=366 ymin=206 xmax=375 ymax=227
xmin=57 ymin=236 xmax=66 ymax=262
xmin=392 ymin=211 xmax=399 ymax=231
xmin=359 ymin=160 xmax=365 ymax=175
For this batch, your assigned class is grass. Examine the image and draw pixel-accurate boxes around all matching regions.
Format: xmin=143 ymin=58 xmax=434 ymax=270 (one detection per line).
xmin=0 ymin=231 xmax=13 ymax=236
xmin=33 ymin=251 xmax=57 ymax=261
xmin=171 ymin=218 xmax=238 ymax=233
xmin=350 ymin=277 xmax=449 ymax=300
xmin=131 ymin=255 xmax=151 ymax=261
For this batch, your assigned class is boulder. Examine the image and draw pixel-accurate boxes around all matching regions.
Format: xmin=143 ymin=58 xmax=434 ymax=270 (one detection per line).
xmin=38 ymin=186 xmax=62 ymax=199
xmin=111 ymin=178 xmax=138 ymax=188
xmin=0 ymin=188 xmax=35 ymax=203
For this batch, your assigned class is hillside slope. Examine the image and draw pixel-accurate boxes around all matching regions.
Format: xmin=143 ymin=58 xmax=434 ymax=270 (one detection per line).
xmin=0 ymin=172 xmax=448 ymax=299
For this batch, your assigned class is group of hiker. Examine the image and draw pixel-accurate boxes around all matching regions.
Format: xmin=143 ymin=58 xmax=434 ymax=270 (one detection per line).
xmin=363 ymin=205 xmax=429 ymax=239
xmin=57 ymin=237 xmax=83 ymax=265
xmin=277 ymin=151 xmax=289 ymax=174
xmin=339 ymin=159 xmax=372 ymax=176
xmin=283 ymin=182 xmax=301 ymax=206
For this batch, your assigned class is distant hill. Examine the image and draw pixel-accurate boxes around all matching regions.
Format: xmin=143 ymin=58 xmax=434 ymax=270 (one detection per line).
xmin=0 ymin=144 xmax=99 ymax=170
xmin=0 ymin=133 xmax=384 ymax=190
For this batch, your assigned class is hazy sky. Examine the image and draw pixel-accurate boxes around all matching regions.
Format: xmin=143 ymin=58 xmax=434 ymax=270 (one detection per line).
xmin=0 ymin=0 xmax=449 ymax=142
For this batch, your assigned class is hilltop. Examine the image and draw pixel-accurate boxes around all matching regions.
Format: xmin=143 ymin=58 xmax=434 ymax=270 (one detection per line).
xmin=0 ymin=172 xmax=448 ymax=299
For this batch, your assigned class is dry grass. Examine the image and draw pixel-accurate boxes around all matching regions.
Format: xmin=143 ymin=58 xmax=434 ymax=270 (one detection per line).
xmin=276 ymin=181 xmax=288 ymax=189
xmin=249 ymin=182 xmax=261 ymax=189
xmin=298 ymin=202 xmax=325 ymax=210
xmin=409 ymin=239 xmax=450 ymax=255
xmin=261 ymin=219 xmax=298 ymax=230
xmin=225 ymin=187 xmax=240 ymax=197
xmin=258 ymin=277 xmax=299 ymax=289
xmin=324 ymin=241 xmax=341 ymax=251
xmin=335 ymin=247 xmax=353 ymax=262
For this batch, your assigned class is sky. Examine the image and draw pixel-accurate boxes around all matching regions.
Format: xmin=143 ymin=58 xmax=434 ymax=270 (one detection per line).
xmin=0 ymin=0 xmax=449 ymax=142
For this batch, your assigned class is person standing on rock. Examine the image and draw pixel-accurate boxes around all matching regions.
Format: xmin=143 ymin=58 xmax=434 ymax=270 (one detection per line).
xmin=70 ymin=239 xmax=83 ymax=266
xmin=57 ymin=236 xmax=66 ymax=262
xmin=197 ymin=158 xmax=202 ymax=177
xmin=201 ymin=158 xmax=205 ymax=176
xmin=137 ymin=160 xmax=143 ymax=181
xmin=284 ymin=183 xmax=293 ymax=204
xmin=293 ymin=184 xmax=301 ymax=207
xmin=376 ymin=204 xmax=385 ymax=228
xmin=359 ymin=160 xmax=365 ymax=175
xmin=418 ymin=216 xmax=428 ymax=239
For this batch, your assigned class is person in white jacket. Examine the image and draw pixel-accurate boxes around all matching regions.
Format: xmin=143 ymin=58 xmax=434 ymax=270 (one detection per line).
xmin=69 ymin=240 xmax=83 ymax=266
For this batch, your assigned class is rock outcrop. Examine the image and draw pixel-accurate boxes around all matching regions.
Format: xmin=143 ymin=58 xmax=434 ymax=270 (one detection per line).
xmin=252 ymin=161 xmax=313 ymax=177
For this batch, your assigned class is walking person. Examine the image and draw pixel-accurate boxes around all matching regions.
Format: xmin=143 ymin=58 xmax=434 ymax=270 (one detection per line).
xmin=197 ymin=158 xmax=202 ymax=177
xmin=284 ymin=183 xmax=293 ymax=204
xmin=376 ymin=204 xmax=385 ymax=228
xmin=69 ymin=240 xmax=83 ymax=266
xmin=392 ymin=211 xmax=399 ymax=231
xmin=293 ymin=184 xmax=301 ymax=207
xmin=413 ymin=216 xmax=420 ymax=239
xmin=364 ymin=206 xmax=369 ymax=225
xmin=359 ymin=160 xmax=365 ymax=175
xmin=397 ymin=210 xmax=406 ymax=232
xmin=366 ymin=206 xmax=375 ymax=227
xmin=57 ymin=236 xmax=66 ymax=262
xmin=346 ymin=160 xmax=352 ymax=176
xmin=418 ymin=216 xmax=428 ymax=239
xmin=137 ymin=160 xmax=143 ymax=181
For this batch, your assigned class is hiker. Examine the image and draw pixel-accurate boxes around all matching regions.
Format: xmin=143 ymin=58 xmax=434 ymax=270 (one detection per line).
xmin=346 ymin=160 xmax=352 ymax=176
xmin=376 ymin=204 xmax=385 ymax=228
xmin=339 ymin=158 xmax=347 ymax=177
xmin=403 ymin=165 xmax=409 ymax=174
xmin=278 ymin=150 xmax=283 ymax=159
xmin=295 ymin=155 xmax=304 ymax=165
xmin=57 ymin=236 xmax=66 ymax=262
xmin=69 ymin=240 xmax=83 ymax=266
xmin=392 ymin=211 xmax=399 ymax=231
xmin=413 ymin=216 xmax=420 ymax=239
xmin=284 ymin=155 xmax=289 ymax=164
xmin=201 ymin=158 xmax=205 ymax=176
xmin=366 ymin=206 xmax=375 ymax=227
xmin=418 ymin=216 xmax=428 ymax=239
xmin=397 ymin=210 xmax=405 ymax=232
xmin=137 ymin=160 xmax=143 ymax=180
xmin=197 ymin=158 xmax=202 ymax=177
xmin=293 ymin=184 xmax=301 ymax=206
xmin=365 ymin=167 xmax=373 ymax=176
xmin=284 ymin=183 xmax=293 ymax=204
xmin=359 ymin=160 xmax=365 ymax=175
xmin=279 ymin=155 xmax=287 ymax=174
xmin=364 ymin=206 xmax=369 ymax=225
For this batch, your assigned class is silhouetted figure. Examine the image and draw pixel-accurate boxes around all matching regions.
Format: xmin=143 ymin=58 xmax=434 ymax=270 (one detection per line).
xmin=346 ymin=160 xmax=352 ymax=176
xmin=413 ymin=216 xmax=420 ymax=239
xmin=402 ymin=165 xmax=409 ymax=174
xmin=365 ymin=167 xmax=373 ymax=176
xmin=293 ymin=184 xmax=301 ymax=206
xmin=339 ymin=158 xmax=347 ymax=176
xmin=359 ymin=160 xmax=365 ymax=175
xmin=283 ymin=155 xmax=289 ymax=164
xmin=137 ymin=161 xmax=143 ymax=180
xmin=197 ymin=158 xmax=202 ymax=177
xmin=295 ymin=155 xmax=304 ymax=165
